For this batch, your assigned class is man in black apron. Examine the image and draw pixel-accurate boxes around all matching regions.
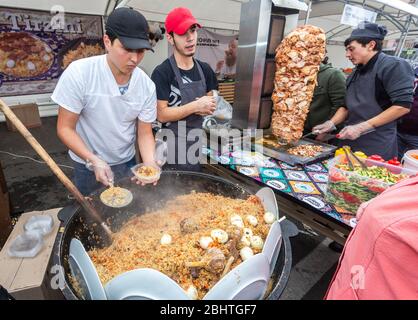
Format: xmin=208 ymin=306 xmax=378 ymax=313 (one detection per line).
xmin=151 ymin=7 xmax=218 ymax=171
xmin=313 ymin=22 xmax=414 ymax=160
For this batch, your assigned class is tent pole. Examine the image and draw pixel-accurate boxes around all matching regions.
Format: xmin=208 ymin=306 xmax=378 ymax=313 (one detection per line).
xmin=114 ymin=0 xmax=131 ymax=10
xmin=104 ymin=0 xmax=112 ymax=16
xmin=305 ymin=0 xmax=312 ymax=25
xmin=396 ymin=15 xmax=412 ymax=57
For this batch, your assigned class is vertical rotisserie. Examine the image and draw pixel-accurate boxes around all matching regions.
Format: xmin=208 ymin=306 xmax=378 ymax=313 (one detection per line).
xmin=271 ymin=25 xmax=326 ymax=144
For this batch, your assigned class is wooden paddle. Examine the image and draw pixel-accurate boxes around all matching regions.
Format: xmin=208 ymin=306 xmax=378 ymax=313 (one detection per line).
xmin=0 ymin=99 xmax=112 ymax=240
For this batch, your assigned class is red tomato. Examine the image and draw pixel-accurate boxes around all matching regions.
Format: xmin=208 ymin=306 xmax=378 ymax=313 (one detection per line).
xmin=329 ymin=171 xmax=348 ymax=182
xmin=367 ymin=184 xmax=386 ymax=193
xmin=361 ymin=181 xmax=386 ymax=193
xmin=368 ymin=155 xmax=385 ymax=162
xmin=387 ymin=157 xmax=401 ymax=166
xmin=367 ymin=185 xmax=386 ymax=193
xmin=341 ymin=192 xmax=362 ymax=204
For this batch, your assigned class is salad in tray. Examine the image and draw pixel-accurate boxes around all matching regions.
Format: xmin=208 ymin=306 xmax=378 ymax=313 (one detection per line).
xmin=326 ymin=155 xmax=415 ymax=215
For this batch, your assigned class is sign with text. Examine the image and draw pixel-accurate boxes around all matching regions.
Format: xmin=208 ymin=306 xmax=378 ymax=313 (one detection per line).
xmin=341 ymin=4 xmax=377 ymax=27
xmin=0 ymin=7 xmax=104 ymax=96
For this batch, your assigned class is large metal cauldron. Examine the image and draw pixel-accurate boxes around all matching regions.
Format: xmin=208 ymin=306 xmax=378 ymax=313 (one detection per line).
xmin=53 ymin=171 xmax=294 ymax=300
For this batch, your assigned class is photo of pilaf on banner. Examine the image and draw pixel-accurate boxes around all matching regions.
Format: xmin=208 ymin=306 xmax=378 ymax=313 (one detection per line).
xmin=0 ymin=7 xmax=105 ymax=96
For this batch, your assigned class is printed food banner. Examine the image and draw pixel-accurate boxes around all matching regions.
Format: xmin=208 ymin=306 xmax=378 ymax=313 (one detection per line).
xmin=0 ymin=7 xmax=105 ymax=96
xmin=168 ymin=28 xmax=238 ymax=80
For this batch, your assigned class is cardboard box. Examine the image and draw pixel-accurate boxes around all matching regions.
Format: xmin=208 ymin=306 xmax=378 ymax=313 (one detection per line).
xmin=0 ymin=208 xmax=63 ymax=300
xmin=5 ymin=103 xmax=42 ymax=132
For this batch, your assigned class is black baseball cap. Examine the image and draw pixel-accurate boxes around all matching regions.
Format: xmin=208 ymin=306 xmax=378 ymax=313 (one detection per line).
xmin=106 ymin=7 xmax=154 ymax=52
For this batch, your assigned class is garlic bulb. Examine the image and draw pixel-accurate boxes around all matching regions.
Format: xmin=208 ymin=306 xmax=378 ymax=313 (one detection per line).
xmin=199 ymin=236 xmax=213 ymax=249
xmin=264 ymin=211 xmax=276 ymax=224
xmin=241 ymin=235 xmax=251 ymax=247
xmin=6 ymin=59 xmax=15 ymax=68
xmin=27 ymin=61 xmax=36 ymax=71
xmin=230 ymin=214 xmax=244 ymax=229
xmin=186 ymin=285 xmax=198 ymax=300
xmin=211 ymin=229 xmax=229 ymax=244
xmin=250 ymin=236 xmax=264 ymax=250
xmin=160 ymin=233 xmax=172 ymax=245
xmin=246 ymin=215 xmax=258 ymax=227
xmin=240 ymin=247 xmax=254 ymax=261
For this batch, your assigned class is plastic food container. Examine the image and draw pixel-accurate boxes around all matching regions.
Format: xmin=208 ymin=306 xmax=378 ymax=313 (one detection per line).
xmin=402 ymin=150 xmax=418 ymax=172
xmin=24 ymin=215 xmax=54 ymax=236
xmin=131 ymin=163 xmax=161 ymax=184
xmin=8 ymin=231 xmax=44 ymax=258
xmin=326 ymin=155 xmax=418 ymax=215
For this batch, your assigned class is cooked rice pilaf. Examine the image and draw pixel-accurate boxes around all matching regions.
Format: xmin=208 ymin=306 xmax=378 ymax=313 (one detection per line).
xmin=88 ymin=192 xmax=271 ymax=299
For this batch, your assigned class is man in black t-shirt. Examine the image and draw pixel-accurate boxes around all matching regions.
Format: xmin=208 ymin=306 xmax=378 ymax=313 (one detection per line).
xmin=151 ymin=57 xmax=218 ymax=109
xmin=151 ymin=7 xmax=218 ymax=171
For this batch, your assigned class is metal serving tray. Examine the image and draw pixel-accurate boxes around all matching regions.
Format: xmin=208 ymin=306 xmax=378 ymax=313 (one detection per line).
xmin=253 ymin=134 xmax=337 ymax=166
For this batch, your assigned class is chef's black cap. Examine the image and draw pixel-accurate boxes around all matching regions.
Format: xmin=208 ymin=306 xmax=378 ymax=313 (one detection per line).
xmin=349 ymin=22 xmax=388 ymax=41
xmin=106 ymin=7 xmax=154 ymax=52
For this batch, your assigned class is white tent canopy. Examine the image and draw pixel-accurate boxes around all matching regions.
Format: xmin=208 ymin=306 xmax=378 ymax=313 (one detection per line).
xmin=1 ymin=0 xmax=109 ymax=16
xmin=1 ymin=0 xmax=417 ymax=54
xmin=1 ymin=0 xmax=416 ymax=66
xmin=0 ymin=0 xmax=417 ymax=117
xmin=0 ymin=0 xmax=246 ymax=30
xmin=301 ymin=1 xmax=418 ymax=40
xmin=298 ymin=0 xmax=418 ymax=67
xmin=2 ymin=0 xmax=417 ymax=42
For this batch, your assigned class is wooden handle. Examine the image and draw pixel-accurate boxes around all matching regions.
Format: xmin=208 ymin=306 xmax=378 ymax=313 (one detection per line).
xmin=0 ymin=99 xmax=112 ymax=239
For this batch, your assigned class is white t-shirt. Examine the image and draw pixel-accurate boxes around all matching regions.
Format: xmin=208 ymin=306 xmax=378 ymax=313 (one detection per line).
xmin=51 ymin=55 xmax=157 ymax=165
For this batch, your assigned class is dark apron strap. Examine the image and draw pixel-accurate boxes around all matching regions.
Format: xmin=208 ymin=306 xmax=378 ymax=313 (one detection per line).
xmin=346 ymin=68 xmax=358 ymax=90
xmin=169 ymin=55 xmax=207 ymax=99
xmin=194 ymin=59 xmax=207 ymax=93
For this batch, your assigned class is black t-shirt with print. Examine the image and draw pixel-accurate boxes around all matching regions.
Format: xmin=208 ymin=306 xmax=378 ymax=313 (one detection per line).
xmin=151 ymin=58 xmax=218 ymax=107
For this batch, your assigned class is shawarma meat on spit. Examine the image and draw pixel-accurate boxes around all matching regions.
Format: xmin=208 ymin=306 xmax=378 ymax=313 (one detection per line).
xmin=271 ymin=25 xmax=326 ymax=144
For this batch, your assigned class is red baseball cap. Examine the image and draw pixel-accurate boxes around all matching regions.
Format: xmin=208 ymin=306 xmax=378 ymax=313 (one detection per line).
xmin=165 ymin=7 xmax=201 ymax=35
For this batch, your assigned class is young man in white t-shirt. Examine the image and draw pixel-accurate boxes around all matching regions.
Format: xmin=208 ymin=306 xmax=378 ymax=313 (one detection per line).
xmin=52 ymin=8 xmax=157 ymax=195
